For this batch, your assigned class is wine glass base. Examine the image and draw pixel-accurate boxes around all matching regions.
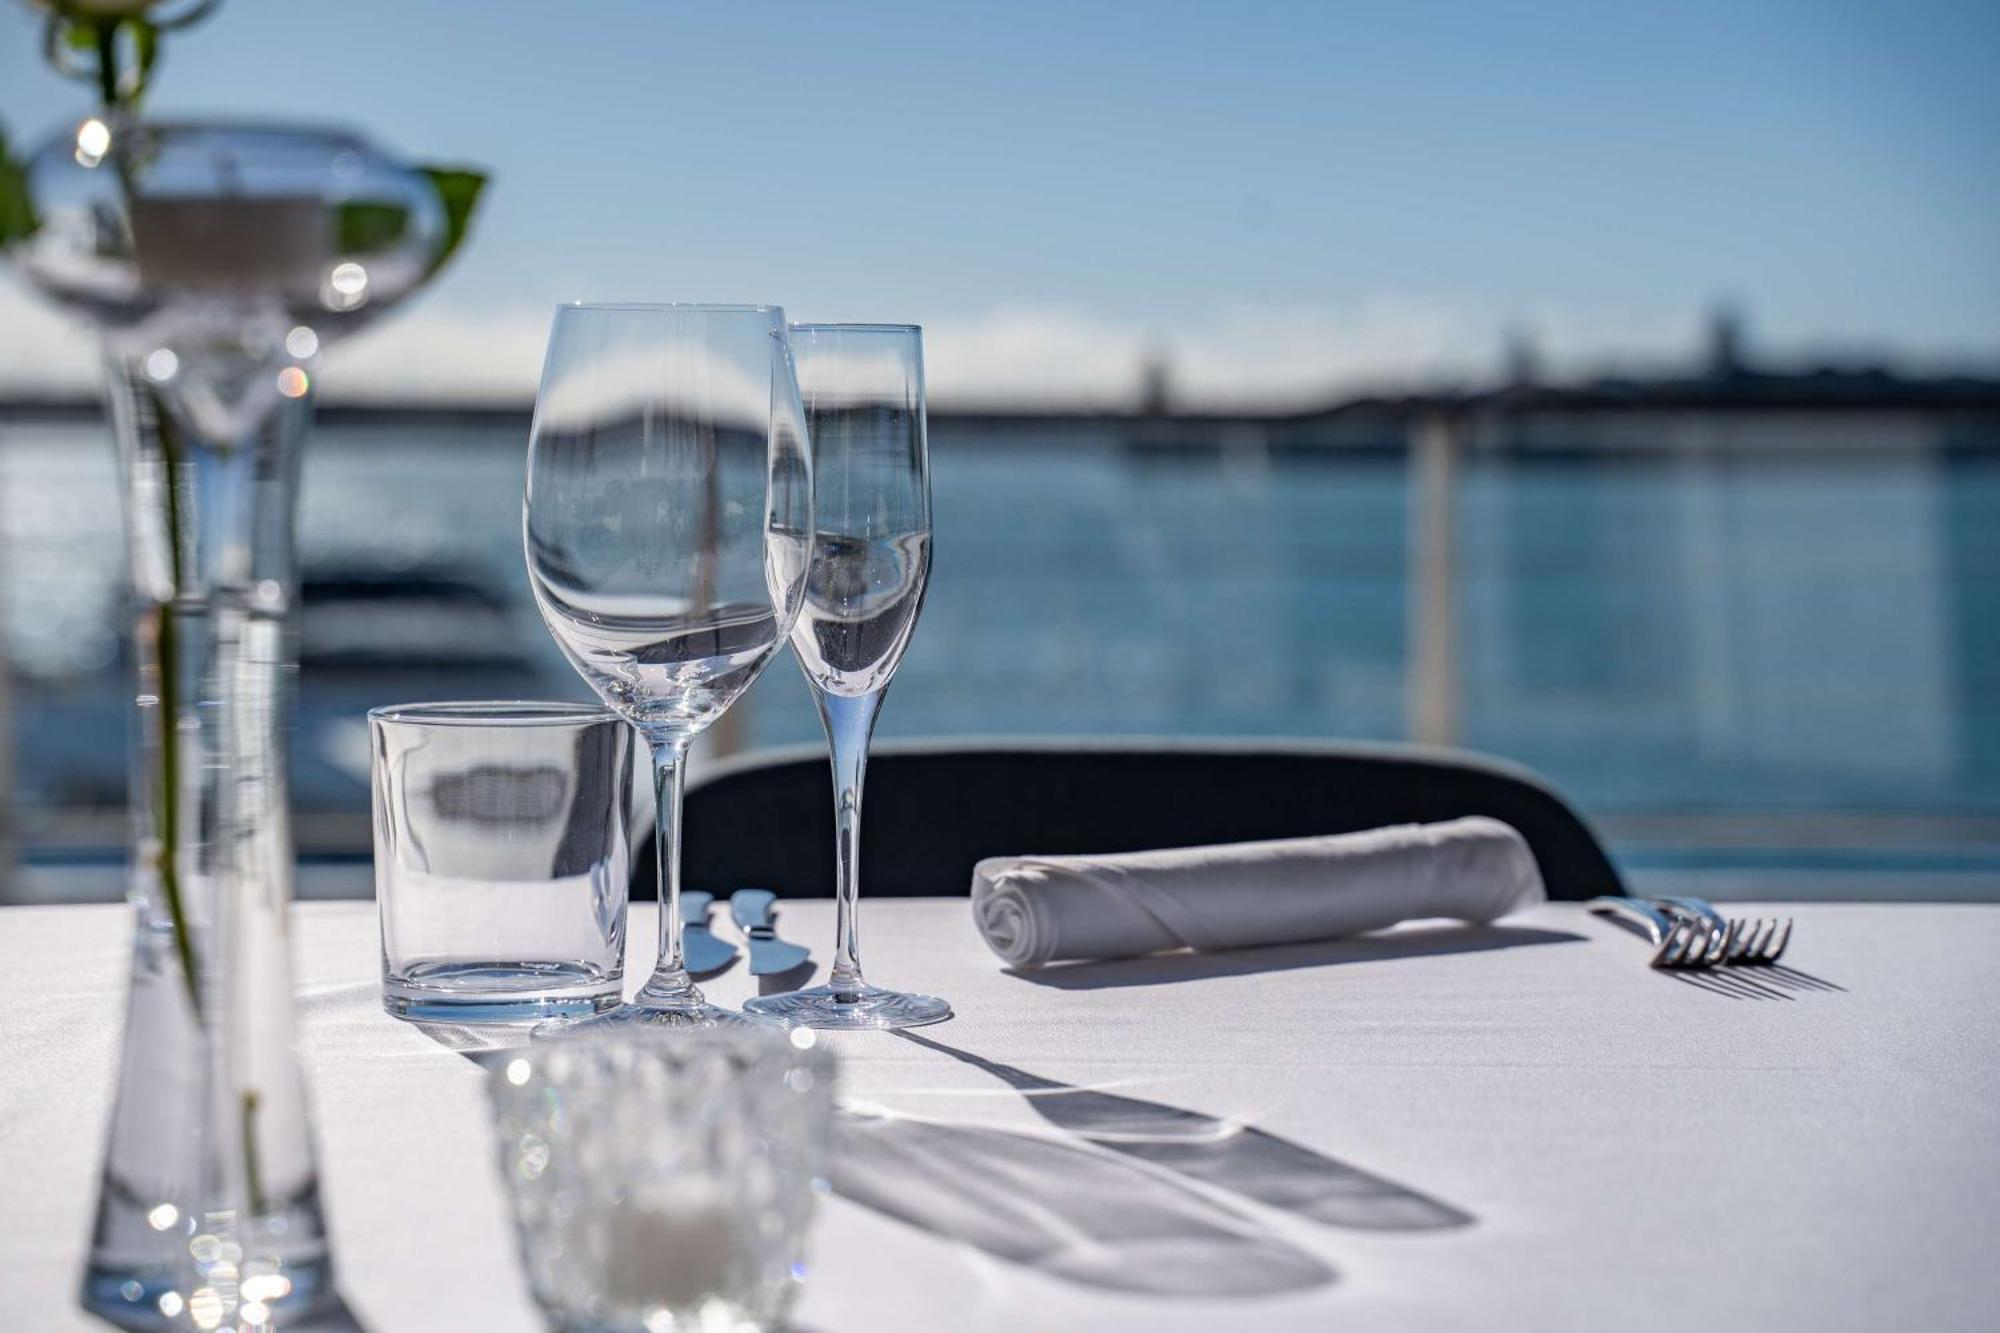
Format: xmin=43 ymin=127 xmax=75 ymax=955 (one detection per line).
xmin=530 ymin=999 xmax=780 ymax=1040
xmin=743 ymin=982 xmax=952 ymax=1030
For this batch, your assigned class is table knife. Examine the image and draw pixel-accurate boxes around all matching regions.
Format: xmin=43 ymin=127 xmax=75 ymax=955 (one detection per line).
xmin=678 ymin=890 xmax=738 ymax=976
xmin=729 ymin=888 xmax=812 ymax=975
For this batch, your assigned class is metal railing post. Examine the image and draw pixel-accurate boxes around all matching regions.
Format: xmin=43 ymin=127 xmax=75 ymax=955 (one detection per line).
xmin=1408 ymin=411 xmax=1462 ymax=747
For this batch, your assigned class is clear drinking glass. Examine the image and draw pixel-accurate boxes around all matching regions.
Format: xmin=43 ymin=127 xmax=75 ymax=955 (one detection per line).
xmin=370 ymin=702 xmax=633 ymax=1023
xmin=525 ymin=303 xmax=813 ymax=1027
xmin=487 ymin=1029 xmax=836 ymax=1332
xmin=745 ymin=324 xmax=950 ymax=1029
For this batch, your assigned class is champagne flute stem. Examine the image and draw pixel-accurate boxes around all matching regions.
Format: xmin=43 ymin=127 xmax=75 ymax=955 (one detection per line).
xmin=643 ymin=737 xmax=695 ymax=1000
xmin=819 ymin=688 xmax=884 ymax=991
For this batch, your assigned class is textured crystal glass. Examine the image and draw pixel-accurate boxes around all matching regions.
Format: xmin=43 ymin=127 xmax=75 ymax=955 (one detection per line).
xmin=525 ymin=303 xmax=812 ymax=1028
xmin=370 ymin=702 xmax=633 ymax=1022
xmin=745 ymin=324 xmax=949 ymax=1029
xmin=488 ymin=1030 xmax=837 ymax=1332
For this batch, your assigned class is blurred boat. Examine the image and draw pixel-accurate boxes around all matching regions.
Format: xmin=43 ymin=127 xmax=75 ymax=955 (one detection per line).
xmin=297 ymin=564 xmax=537 ymax=674
xmin=15 ymin=562 xmax=565 ymax=836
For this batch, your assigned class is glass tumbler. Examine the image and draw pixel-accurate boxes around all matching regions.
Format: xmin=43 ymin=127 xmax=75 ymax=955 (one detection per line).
xmin=370 ymin=701 xmax=632 ymax=1022
xmin=487 ymin=1029 xmax=837 ymax=1332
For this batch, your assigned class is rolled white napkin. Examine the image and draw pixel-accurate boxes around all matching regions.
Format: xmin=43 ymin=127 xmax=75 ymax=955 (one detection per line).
xmin=971 ymin=816 xmax=1545 ymax=969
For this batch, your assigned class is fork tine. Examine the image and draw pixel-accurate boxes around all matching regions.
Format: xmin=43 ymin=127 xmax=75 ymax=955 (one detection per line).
xmin=1748 ymin=919 xmax=1778 ymax=963
xmin=1648 ymin=912 xmax=1680 ymax=964
xmin=1655 ymin=919 xmax=1692 ymax=969
xmin=1733 ymin=919 xmax=1762 ymax=963
xmin=1648 ymin=918 xmax=1682 ymax=967
xmin=1721 ymin=918 xmax=1750 ymax=963
xmin=1673 ymin=920 xmax=1707 ymax=969
xmin=1765 ymin=918 xmax=1793 ymax=963
xmin=1715 ymin=918 xmax=1744 ymax=966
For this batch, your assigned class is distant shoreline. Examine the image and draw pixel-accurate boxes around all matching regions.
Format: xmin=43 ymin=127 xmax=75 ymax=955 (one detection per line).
xmin=6 ymin=362 xmax=2000 ymax=432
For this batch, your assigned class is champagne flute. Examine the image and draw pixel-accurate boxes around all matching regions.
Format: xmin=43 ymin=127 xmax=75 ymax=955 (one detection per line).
xmin=525 ymin=302 xmax=812 ymax=1026
xmin=745 ymin=323 xmax=949 ymax=1029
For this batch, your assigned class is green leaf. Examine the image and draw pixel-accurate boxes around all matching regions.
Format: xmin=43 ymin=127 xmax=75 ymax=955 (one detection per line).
xmin=336 ymin=200 xmax=411 ymax=254
xmin=130 ymin=18 xmax=159 ymax=88
xmin=40 ymin=4 xmax=223 ymax=109
xmin=0 ymin=124 xmax=41 ymax=249
xmin=418 ymin=165 xmax=488 ymax=279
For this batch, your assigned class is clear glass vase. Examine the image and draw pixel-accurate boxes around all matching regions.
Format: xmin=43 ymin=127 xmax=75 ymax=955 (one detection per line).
xmin=82 ymin=355 xmax=332 ymax=1327
xmin=6 ymin=112 xmax=477 ymax=1329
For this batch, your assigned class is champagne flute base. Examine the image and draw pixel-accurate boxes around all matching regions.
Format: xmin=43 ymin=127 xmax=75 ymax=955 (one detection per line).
xmin=744 ymin=982 xmax=951 ymax=1030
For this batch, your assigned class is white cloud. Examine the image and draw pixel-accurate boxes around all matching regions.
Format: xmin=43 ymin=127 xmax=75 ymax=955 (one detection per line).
xmin=0 ymin=279 xmax=556 ymax=403
xmin=866 ymin=295 xmax=1525 ymax=410
xmin=919 ymin=307 xmax=1144 ymax=409
xmin=4 ymin=277 xmax=1860 ymax=411
xmin=316 ymin=301 xmax=552 ymax=402
xmin=1152 ymin=296 xmax=1492 ymax=408
xmin=920 ymin=296 xmax=1712 ymax=410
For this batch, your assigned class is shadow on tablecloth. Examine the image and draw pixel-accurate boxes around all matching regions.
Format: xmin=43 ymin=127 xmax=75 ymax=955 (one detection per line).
xmin=832 ymin=1110 xmax=1336 ymax=1296
xmin=409 ymin=1020 xmax=523 ymax=1068
xmin=1667 ymin=961 xmax=1846 ymax=1000
xmin=828 ymin=1031 xmax=1479 ymax=1297
xmin=1003 ymin=922 xmax=1585 ymax=990
xmin=399 ymin=1006 xmax=1470 ymax=1297
xmin=895 ymin=1030 xmax=1472 ymax=1233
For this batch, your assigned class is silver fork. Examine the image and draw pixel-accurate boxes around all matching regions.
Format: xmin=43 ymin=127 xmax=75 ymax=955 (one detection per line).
xmin=1586 ymin=896 xmax=1729 ymax=969
xmin=1651 ymin=897 xmax=1791 ymax=965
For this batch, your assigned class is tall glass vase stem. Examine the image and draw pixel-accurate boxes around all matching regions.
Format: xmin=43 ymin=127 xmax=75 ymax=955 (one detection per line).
xmin=83 ymin=350 xmax=333 ymax=1330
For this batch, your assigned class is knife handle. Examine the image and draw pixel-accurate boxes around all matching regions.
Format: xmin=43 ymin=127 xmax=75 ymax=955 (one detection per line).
xmin=680 ymin=890 xmax=714 ymax=924
xmin=730 ymin=888 xmax=777 ymax=930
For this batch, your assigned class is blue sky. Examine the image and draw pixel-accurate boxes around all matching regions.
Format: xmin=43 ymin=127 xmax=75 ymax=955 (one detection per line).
xmin=2 ymin=0 xmax=1995 ymax=405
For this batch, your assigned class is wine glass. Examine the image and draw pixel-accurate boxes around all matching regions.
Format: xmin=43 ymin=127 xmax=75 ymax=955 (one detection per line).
xmin=525 ymin=303 xmax=812 ymax=1026
xmin=745 ymin=324 xmax=950 ymax=1029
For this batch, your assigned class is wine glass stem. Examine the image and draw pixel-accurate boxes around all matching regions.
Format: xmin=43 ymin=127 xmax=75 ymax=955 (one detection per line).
xmin=819 ymin=688 xmax=883 ymax=990
xmin=645 ymin=737 xmax=696 ymax=1001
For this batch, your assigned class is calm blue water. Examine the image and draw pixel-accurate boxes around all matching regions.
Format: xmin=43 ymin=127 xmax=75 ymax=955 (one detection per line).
xmin=4 ymin=413 xmax=1997 ymax=856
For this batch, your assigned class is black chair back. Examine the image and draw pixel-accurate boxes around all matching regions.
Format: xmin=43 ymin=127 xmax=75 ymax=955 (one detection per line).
xmin=635 ymin=738 xmax=1623 ymax=903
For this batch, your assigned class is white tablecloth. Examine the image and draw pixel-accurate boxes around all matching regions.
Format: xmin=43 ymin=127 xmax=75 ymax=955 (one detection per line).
xmin=3 ymin=899 xmax=1997 ymax=1331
